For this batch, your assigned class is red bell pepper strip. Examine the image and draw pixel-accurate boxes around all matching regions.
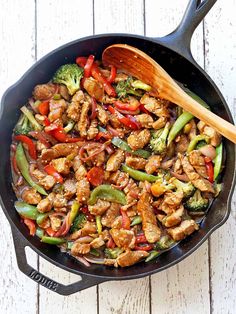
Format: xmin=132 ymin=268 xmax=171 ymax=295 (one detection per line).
xmin=136 ymin=233 xmax=148 ymax=244
xmin=87 ymin=166 xmax=104 ymax=186
xmin=24 ymin=218 xmax=36 ymax=236
xmin=95 ymin=131 xmax=112 ymax=141
xmin=84 ymin=55 xmax=95 ymax=78
xmin=14 ymin=135 xmax=37 ymax=160
xmin=45 ymin=227 xmax=56 ymax=237
xmin=45 ymin=124 xmax=83 ymax=143
xmin=90 ymin=97 xmax=98 ymax=120
xmin=107 ymin=65 xmax=117 ymax=83
xmin=106 ymin=237 xmax=116 ymax=249
xmin=204 ymin=156 xmax=214 ymax=183
xmin=114 ymin=100 xmax=140 ymax=112
xmin=44 ymin=165 xmax=63 ymax=184
xmin=134 ymin=244 xmax=153 ymax=251
xmin=108 ymin=106 xmax=140 ymax=130
xmin=38 ymin=100 xmax=50 ymax=116
xmin=76 ymin=56 xmax=87 ymax=67
xmin=91 ymin=63 xmax=117 ymax=97
xmin=80 ymin=206 xmax=95 ymax=222
xmin=120 ymin=209 xmax=130 ymax=230
xmin=139 ymin=103 xmax=150 ymax=114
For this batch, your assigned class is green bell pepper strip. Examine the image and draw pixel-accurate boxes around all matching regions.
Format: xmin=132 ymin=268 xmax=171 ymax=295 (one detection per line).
xmin=21 ymin=106 xmax=42 ymax=131
xmin=187 ymin=135 xmax=210 ymax=153
xmin=88 ymin=184 xmax=127 ymax=205
xmin=145 ymin=250 xmax=160 ymax=262
xmin=16 ymin=143 xmax=47 ymax=195
xmin=167 ymin=89 xmax=211 ymax=145
xmin=96 ymin=216 xmax=102 ymax=234
xmin=36 ymin=227 xmax=44 ymax=239
xmin=122 ymin=164 xmax=160 ymax=182
xmin=15 ymin=201 xmax=39 ymax=220
xmin=213 ymin=142 xmax=223 ymax=180
xmin=41 ymin=236 xmax=66 ymax=245
xmin=130 ymin=215 xmax=142 ymax=226
xmin=90 ymin=248 xmax=100 ymax=257
xmin=36 ymin=212 xmax=51 ymax=225
xmin=70 ymin=201 xmax=80 ymax=223
xmin=111 ymin=137 xmax=151 ymax=159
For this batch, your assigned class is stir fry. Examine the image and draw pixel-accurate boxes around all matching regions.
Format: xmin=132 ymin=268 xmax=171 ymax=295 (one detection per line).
xmin=11 ymin=54 xmax=223 ymax=267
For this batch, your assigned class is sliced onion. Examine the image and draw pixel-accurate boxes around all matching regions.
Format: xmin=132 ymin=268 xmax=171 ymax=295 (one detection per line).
xmin=29 ymin=98 xmax=39 ymax=113
xmin=84 ymin=256 xmax=105 ymax=265
xmin=170 ymin=171 xmax=189 ymax=182
xmin=105 ymin=144 xmax=114 ymax=154
xmin=75 ymin=256 xmax=91 ymax=267
xmin=40 ymin=131 xmax=58 ymax=145
xmin=199 ymin=145 xmax=216 ymax=159
xmin=54 ymin=211 xmax=71 ymax=237
xmin=89 ymin=97 xmax=97 ymax=120
xmin=79 ymin=141 xmax=110 ymax=162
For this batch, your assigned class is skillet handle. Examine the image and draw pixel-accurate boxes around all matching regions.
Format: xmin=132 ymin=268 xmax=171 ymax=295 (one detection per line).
xmin=11 ymin=226 xmax=106 ymax=295
xmin=154 ymin=0 xmax=217 ymax=62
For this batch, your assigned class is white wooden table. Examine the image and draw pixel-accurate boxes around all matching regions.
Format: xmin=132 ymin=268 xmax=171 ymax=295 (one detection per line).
xmin=0 ymin=1 xmax=236 ymax=313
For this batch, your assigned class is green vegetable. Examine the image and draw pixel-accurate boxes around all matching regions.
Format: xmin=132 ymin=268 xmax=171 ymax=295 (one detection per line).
xmin=122 ymin=164 xmax=160 ymax=182
xmin=96 ymin=216 xmax=102 ymax=234
xmin=105 ymin=248 xmax=123 ymax=259
xmin=172 ymin=178 xmax=195 ymax=198
xmin=155 ymin=235 xmax=175 ymax=250
xmin=150 ymin=122 xmax=170 ymax=154
xmin=67 ymin=241 xmax=74 ymax=249
xmin=111 ymin=137 xmax=151 ymax=159
xmin=196 ymin=140 xmax=208 ymax=149
xmin=53 ymin=93 xmax=61 ymax=100
xmin=145 ymin=250 xmax=160 ymax=262
xmin=185 ymin=189 xmax=209 ymax=212
xmin=41 ymin=236 xmax=66 ymax=245
xmin=64 ymin=120 xmax=75 ymax=133
xmin=36 ymin=212 xmax=50 ymax=225
xmin=70 ymin=213 xmax=87 ymax=233
xmin=131 ymin=80 xmax=152 ymax=92
xmin=213 ymin=143 xmax=223 ymax=181
xmin=130 ymin=215 xmax=142 ymax=226
xmin=88 ymin=184 xmax=127 ymax=205
xmin=20 ymin=106 xmax=42 ymax=131
xmin=52 ymin=64 xmax=84 ymax=95
xmin=187 ymin=135 xmax=210 ymax=152
xmin=90 ymin=248 xmax=100 ymax=257
xmin=14 ymin=201 xmax=39 ymax=220
xmin=15 ymin=143 xmax=47 ymax=195
xmin=36 ymin=227 xmax=44 ymax=239
xmin=116 ymin=77 xmax=143 ymax=98
xmin=214 ymin=183 xmax=222 ymax=197
xmin=70 ymin=201 xmax=80 ymax=223
xmin=14 ymin=114 xmax=32 ymax=135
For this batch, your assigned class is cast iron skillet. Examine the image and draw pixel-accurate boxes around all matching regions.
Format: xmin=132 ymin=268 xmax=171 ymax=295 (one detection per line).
xmin=0 ymin=0 xmax=235 ymax=295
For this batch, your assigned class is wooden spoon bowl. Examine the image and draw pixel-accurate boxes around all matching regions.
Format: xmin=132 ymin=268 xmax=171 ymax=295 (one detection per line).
xmin=102 ymin=44 xmax=236 ymax=144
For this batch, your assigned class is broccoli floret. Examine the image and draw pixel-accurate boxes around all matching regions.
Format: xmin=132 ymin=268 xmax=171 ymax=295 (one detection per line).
xmin=185 ymin=189 xmax=209 ymax=212
xmin=104 ymin=248 xmax=123 ymax=259
xmin=150 ymin=122 xmax=170 ymax=154
xmin=155 ymin=235 xmax=175 ymax=250
xmin=116 ymin=76 xmax=151 ymax=98
xmin=52 ymin=64 xmax=84 ymax=95
xmin=70 ymin=213 xmax=87 ymax=233
xmin=14 ymin=114 xmax=32 ymax=135
xmin=172 ymin=178 xmax=195 ymax=199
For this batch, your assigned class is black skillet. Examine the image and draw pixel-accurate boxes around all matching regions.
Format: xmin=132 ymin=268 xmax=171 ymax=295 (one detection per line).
xmin=0 ymin=0 xmax=235 ymax=295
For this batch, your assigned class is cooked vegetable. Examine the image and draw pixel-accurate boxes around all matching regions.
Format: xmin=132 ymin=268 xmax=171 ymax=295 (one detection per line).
xmin=96 ymin=215 xmax=102 ymax=234
xmin=145 ymin=250 xmax=160 ymax=262
xmin=204 ymin=156 xmax=214 ymax=183
xmin=151 ymin=180 xmax=175 ymax=197
xmin=150 ymin=122 xmax=170 ymax=154
xmin=111 ymin=137 xmax=151 ymax=158
xmin=15 ymin=143 xmax=47 ymax=195
xmin=88 ymin=185 xmax=127 ymax=205
xmin=41 ymin=236 xmax=66 ymax=245
xmin=187 ymin=135 xmax=210 ymax=152
xmin=172 ymin=178 xmax=195 ymax=198
xmin=213 ymin=143 xmax=223 ymax=181
xmin=122 ymin=164 xmax=160 ymax=182
xmin=167 ymin=111 xmax=193 ymax=145
xmin=108 ymin=106 xmax=140 ymax=130
xmin=155 ymin=235 xmax=175 ymax=250
xmin=52 ymin=63 xmax=84 ymax=95
xmin=36 ymin=212 xmax=50 ymax=225
xmin=21 ymin=106 xmax=42 ymax=131
xmin=14 ymin=135 xmax=37 ymax=160
xmin=36 ymin=227 xmax=44 ymax=239
xmin=130 ymin=215 xmax=142 ymax=226
xmin=70 ymin=213 xmax=87 ymax=233
xmin=15 ymin=201 xmax=39 ymax=220
xmin=105 ymin=248 xmax=123 ymax=259
xmin=14 ymin=114 xmax=32 ymax=135
xmin=185 ymin=189 xmax=209 ymax=211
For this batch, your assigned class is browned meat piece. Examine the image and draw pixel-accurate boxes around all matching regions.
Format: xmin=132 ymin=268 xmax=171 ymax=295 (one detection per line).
xmin=180 ymin=155 xmax=200 ymax=181
xmin=33 ymin=83 xmax=56 ymax=100
xmin=87 ymin=119 xmax=98 ymax=140
xmin=125 ymin=156 xmax=147 ymax=170
xmin=167 ymin=219 xmax=199 ymax=241
xmin=97 ymin=104 xmax=109 ymax=125
xmin=64 ymin=179 xmax=77 ymax=199
xmin=106 ymin=149 xmax=125 ymax=171
xmin=104 ymin=259 xmax=118 ymax=267
xmin=175 ymin=135 xmax=189 ymax=154
xmin=83 ymin=77 xmax=104 ymax=101
xmin=76 ymin=178 xmax=90 ymax=204
xmin=90 ymin=237 xmax=105 ymax=249
xmin=137 ymin=192 xmax=161 ymax=243
xmin=66 ymin=90 xmax=84 ymax=121
xmin=127 ymin=129 xmax=150 ymax=150
xmin=86 ymin=146 xmax=105 ymax=167
xmin=37 ymin=217 xmax=50 ymax=229
xmin=49 ymin=216 xmax=62 ymax=231
xmin=39 ymin=175 xmax=56 ymax=190
xmin=48 ymin=99 xmax=67 ymax=122
xmin=88 ymin=199 xmax=110 ymax=216
xmin=192 ymin=178 xmax=215 ymax=193
xmin=161 ymin=205 xmax=184 ymax=228
xmin=37 ymin=197 xmax=53 ymax=213
xmin=75 ymin=165 xmax=87 ymax=181
xmin=71 ymin=243 xmax=90 ymax=255
xmin=110 ymin=228 xmax=135 ymax=249
xmin=135 ymin=114 xmax=154 ymax=128
xmin=140 ymin=94 xmax=170 ymax=117
xmin=101 ymin=203 xmax=120 ymax=227
xmin=116 ymin=250 xmax=149 ymax=267
xmin=31 ymin=168 xmax=45 ymax=180
xmin=36 ymin=141 xmax=48 ymax=152
xmin=100 ymin=229 xmax=110 ymax=241
xmin=35 ymin=114 xmax=47 ymax=126
xmin=203 ymin=126 xmax=221 ymax=147
xmin=41 ymin=143 xmax=82 ymax=164
xmin=187 ymin=120 xmax=197 ymax=140
xmin=59 ymin=84 xmax=70 ymax=100
xmin=173 ymin=158 xmax=182 ymax=174
xmin=161 ymin=158 xmax=174 ymax=170
xmin=109 ymin=171 xmax=129 ymax=189
xmin=152 ymin=117 xmax=167 ymax=130
xmin=69 ymin=221 xmax=97 ymax=240
xmin=53 ymin=193 xmax=68 ymax=208
xmin=124 ymin=178 xmax=140 ymax=206
xmin=78 ymin=101 xmax=90 ymax=137
xmin=51 ymin=157 xmax=72 ymax=175
xmin=73 ymin=155 xmax=83 ymax=171
xmin=111 ymin=216 xmax=122 ymax=229
xmin=109 ymin=113 xmax=122 ymax=128
xmin=145 ymin=155 xmax=161 ymax=174
xmin=189 ymin=150 xmax=207 ymax=178
xmin=21 ymin=188 xmax=42 ymax=205
xmin=114 ymin=72 xmax=128 ymax=82
xmin=159 ymin=191 xmax=184 ymax=215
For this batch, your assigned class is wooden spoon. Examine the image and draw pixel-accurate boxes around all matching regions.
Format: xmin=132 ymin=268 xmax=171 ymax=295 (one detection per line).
xmin=102 ymin=44 xmax=236 ymax=144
